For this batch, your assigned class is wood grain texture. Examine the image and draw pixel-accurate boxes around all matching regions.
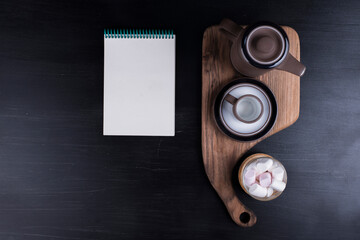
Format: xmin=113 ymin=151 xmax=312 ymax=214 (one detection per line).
xmin=201 ymin=25 xmax=300 ymax=227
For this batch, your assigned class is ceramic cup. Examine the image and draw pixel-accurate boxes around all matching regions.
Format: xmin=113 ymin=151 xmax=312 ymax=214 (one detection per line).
xmin=214 ymin=78 xmax=277 ymax=141
xmin=224 ymin=94 xmax=264 ymax=123
xmin=219 ymin=19 xmax=306 ymax=77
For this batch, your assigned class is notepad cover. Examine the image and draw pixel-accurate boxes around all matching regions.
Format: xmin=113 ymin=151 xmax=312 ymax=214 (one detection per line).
xmin=104 ymin=32 xmax=175 ymax=136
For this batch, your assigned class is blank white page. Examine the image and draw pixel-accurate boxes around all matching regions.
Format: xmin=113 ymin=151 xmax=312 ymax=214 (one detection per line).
xmin=104 ymin=35 xmax=175 ymax=136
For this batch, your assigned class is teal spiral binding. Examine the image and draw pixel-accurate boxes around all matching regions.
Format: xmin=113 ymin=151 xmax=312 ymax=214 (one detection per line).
xmin=104 ymin=29 xmax=174 ymax=39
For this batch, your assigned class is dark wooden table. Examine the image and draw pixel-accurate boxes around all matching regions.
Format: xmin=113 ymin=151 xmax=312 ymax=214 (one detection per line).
xmin=0 ymin=0 xmax=359 ymax=239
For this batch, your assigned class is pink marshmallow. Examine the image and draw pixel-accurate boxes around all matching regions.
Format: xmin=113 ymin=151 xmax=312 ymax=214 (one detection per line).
xmin=259 ymin=172 xmax=272 ymax=188
xmin=244 ymin=168 xmax=256 ymax=187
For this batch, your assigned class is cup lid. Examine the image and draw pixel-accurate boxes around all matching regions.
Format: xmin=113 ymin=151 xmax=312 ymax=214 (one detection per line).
xmin=242 ymin=22 xmax=289 ymax=69
xmin=246 ymin=26 xmax=285 ymax=65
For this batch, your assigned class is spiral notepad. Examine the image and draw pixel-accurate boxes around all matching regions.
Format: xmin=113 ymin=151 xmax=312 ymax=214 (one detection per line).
xmin=103 ymin=29 xmax=175 ymax=136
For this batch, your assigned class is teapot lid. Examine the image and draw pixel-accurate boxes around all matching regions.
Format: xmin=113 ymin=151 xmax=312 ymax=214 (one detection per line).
xmin=242 ymin=22 xmax=289 ymax=69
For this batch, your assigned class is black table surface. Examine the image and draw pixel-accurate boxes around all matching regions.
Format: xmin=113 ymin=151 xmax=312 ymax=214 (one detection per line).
xmin=0 ymin=0 xmax=359 ymax=239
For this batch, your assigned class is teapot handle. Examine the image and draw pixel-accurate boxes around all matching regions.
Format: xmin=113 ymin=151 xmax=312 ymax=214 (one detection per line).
xmin=277 ymin=53 xmax=306 ymax=77
xmin=219 ymin=19 xmax=243 ymax=42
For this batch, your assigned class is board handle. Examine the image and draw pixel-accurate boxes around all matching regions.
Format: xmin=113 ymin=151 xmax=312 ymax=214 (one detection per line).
xmin=220 ymin=185 xmax=257 ymax=227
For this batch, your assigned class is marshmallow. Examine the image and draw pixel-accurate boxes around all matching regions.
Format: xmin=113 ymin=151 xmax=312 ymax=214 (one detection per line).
xmin=259 ymin=172 xmax=272 ymax=188
xmin=256 ymin=158 xmax=273 ymax=174
xmin=269 ymin=162 xmax=279 ymax=171
xmin=244 ymin=169 xmax=256 ymax=187
xmin=267 ymin=187 xmax=274 ymax=197
xmin=270 ymin=167 xmax=285 ymax=181
xmin=247 ymin=162 xmax=257 ymax=171
xmin=248 ymin=183 xmax=267 ymax=198
xmin=270 ymin=180 xmax=286 ymax=192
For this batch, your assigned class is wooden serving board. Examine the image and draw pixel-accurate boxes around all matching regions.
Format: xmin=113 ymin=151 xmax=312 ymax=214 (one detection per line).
xmin=201 ymin=25 xmax=301 ymax=227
